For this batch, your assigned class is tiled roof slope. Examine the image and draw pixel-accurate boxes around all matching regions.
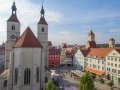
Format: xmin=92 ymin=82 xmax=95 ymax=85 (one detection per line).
xmin=81 ymin=49 xmax=90 ymax=57
xmin=87 ymin=48 xmax=112 ymax=59
xmin=38 ymin=17 xmax=48 ymax=25
xmin=7 ymin=14 xmax=19 ymax=22
xmin=13 ymin=26 xmax=43 ymax=48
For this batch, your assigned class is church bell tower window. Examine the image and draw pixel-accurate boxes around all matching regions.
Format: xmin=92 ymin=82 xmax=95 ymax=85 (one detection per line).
xmin=11 ymin=25 xmax=15 ymax=30
xmin=42 ymin=27 xmax=44 ymax=32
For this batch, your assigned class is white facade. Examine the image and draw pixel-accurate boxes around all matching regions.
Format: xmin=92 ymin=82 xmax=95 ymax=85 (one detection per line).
xmin=106 ymin=49 xmax=120 ymax=85
xmin=87 ymin=56 xmax=106 ymax=72
xmin=7 ymin=48 xmax=45 ymax=90
xmin=73 ymin=50 xmax=86 ymax=71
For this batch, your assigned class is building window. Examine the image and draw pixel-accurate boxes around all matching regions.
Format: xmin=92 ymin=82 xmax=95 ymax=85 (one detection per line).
xmin=3 ymin=80 xmax=7 ymax=87
xmin=108 ymin=62 xmax=110 ymax=65
xmin=14 ymin=68 xmax=18 ymax=84
xmin=36 ymin=67 xmax=39 ymax=83
xmin=42 ymin=27 xmax=44 ymax=32
xmin=111 ymin=58 xmax=113 ymax=61
xmin=118 ymin=70 xmax=120 ymax=74
xmin=24 ymin=68 xmax=31 ymax=84
xmin=11 ymin=25 xmax=15 ymax=30
xmin=102 ymin=67 xmax=104 ymax=70
xmin=115 ymin=64 xmax=117 ymax=67
xmin=111 ymin=63 xmax=113 ymax=66
xmin=102 ymin=61 xmax=104 ymax=64
xmin=115 ymin=58 xmax=117 ymax=61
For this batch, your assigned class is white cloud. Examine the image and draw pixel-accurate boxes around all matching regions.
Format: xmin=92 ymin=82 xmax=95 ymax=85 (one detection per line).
xmin=48 ymin=31 xmax=87 ymax=45
xmin=0 ymin=0 xmax=63 ymax=44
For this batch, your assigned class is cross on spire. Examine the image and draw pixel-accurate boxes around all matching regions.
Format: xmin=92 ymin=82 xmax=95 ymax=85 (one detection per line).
xmin=11 ymin=0 xmax=17 ymax=15
xmin=40 ymin=0 xmax=45 ymax=17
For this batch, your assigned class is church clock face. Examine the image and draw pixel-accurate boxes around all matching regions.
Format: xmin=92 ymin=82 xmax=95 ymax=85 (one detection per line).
xmin=10 ymin=34 xmax=16 ymax=40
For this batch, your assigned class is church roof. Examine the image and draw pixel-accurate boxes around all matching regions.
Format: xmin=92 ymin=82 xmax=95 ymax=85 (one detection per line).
xmin=38 ymin=17 xmax=48 ymax=25
xmin=13 ymin=26 xmax=43 ymax=48
xmin=7 ymin=14 xmax=19 ymax=22
xmin=87 ymin=41 xmax=97 ymax=48
xmin=88 ymin=30 xmax=94 ymax=35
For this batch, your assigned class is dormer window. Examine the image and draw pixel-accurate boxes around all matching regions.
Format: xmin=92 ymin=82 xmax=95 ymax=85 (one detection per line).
xmin=11 ymin=25 xmax=15 ymax=30
xmin=42 ymin=27 xmax=44 ymax=32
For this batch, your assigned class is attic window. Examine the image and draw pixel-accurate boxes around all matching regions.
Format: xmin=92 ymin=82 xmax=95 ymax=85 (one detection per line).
xmin=11 ymin=25 xmax=15 ymax=30
xmin=42 ymin=28 xmax=44 ymax=32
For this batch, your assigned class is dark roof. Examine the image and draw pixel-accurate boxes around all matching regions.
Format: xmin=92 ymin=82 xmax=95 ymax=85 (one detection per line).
xmin=115 ymin=48 xmax=120 ymax=54
xmin=38 ymin=17 xmax=48 ymax=25
xmin=7 ymin=14 xmax=19 ymax=22
xmin=88 ymin=41 xmax=97 ymax=48
xmin=13 ymin=26 xmax=43 ymax=48
xmin=81 ymin=49 xmax=90 ymax=57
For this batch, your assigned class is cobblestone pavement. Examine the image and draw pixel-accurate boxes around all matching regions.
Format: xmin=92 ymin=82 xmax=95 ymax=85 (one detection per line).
xmin=51 ymin=67 xmax=112 ymax=90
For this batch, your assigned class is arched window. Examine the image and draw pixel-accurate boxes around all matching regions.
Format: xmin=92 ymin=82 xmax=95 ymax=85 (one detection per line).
xmin=24 ymin=68 xmax=31 ymax=84
xmin=10 ymin=34 xmax=16 ymax=39
xmin=11 ymin=25 xmax=15 ymax=30
xmin=14 ymin=68 xmax=18 ymax=84
xmin=42 ymin=27 xmax=44 ymax=32
xmin=3 ymin=80 xmax=7 ymax=87
xmin=36 ymin=67 xmax=39 ymax=83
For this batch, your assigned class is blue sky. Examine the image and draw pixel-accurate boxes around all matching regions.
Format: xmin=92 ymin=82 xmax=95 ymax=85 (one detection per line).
xmin=0 ymin=0 xmax=120 ymax=45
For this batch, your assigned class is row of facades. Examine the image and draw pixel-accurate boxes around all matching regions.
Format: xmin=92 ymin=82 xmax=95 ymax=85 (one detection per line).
xmin=48 ymin=31 xmax=120 ymax=85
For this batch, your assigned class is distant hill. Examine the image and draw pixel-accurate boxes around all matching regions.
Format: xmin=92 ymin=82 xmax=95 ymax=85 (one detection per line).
xmin=97 ymin=44 xmax=120 ymax=48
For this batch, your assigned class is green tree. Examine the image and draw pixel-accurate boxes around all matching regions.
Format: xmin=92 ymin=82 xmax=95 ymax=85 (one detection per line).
xmin=79 ymin=72 xmax=96 ymax=90
xmin=46 ymin=80 xmax=58 ymax=90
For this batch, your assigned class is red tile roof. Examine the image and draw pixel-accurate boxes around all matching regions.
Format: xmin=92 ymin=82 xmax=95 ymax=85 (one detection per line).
xmin=61 ymin=43 xmax=67 ymax=48
xmin=87 ymin=48 xmax=112 ymax=59
xmin=7 ymin=14 xmax=19 ymax=22
xmin=13 ymin=26 xmax=43 ymax=48
xmin=81 ymin=49 xmax=90 ymax=57
xmin=88 ymin=30 xmax=94 ymax=35
xmin=115 ymin=48 xmax=120 ymax=54
xmin=87 ymin=41 xmax=97 ymax=48
xmin=85 ymin=67 xmax=104 ymax=76
xmin=65 ymin=48 xmax=75 ymax=54
xmin=38 ymin=17 xmax=48 ymax=25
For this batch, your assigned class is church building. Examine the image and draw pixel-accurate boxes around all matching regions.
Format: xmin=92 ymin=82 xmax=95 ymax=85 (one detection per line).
xmin=0 ymin=1 xmax=48 ymax=90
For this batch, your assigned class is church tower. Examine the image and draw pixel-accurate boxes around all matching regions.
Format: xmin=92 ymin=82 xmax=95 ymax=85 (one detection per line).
xmin=5 ymin=1 xmax=20 ymax=69
xmin=109 ymin=38 xmax=115 ymax=48
xmin=37 ymin=3 xmax=48 ymax=67
xmin=88 ymin=30 xmax=95 ymax=41
xmin=86 ymin=30 xmax=96 ymax=49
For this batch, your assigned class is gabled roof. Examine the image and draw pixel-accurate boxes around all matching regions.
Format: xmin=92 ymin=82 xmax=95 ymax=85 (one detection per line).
xmin=38 ymin=17 xmax=48 ymax=25
xmin=65 ymin=48 xmax=75 ymax=54
xmin=87 ymin=48 xmax=112 ymax=59
xmin=88 ymin=30 xmax=94 ymax=35
xmin=7 ymin=14 xmax=19 ymax=22
xmin=81 ymin=49 xmax=90 ymax=57
xmin=13 ymin=27 xmax=43 ymax=48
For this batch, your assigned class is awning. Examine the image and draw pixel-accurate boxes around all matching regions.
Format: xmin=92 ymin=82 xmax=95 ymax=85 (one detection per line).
xmin=85 ymin=67 xmax=104 ymax=76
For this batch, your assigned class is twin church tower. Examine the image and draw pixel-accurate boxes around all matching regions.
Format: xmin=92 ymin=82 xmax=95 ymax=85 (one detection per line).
xmin=5 ymin=1 xmax=48 ymax=69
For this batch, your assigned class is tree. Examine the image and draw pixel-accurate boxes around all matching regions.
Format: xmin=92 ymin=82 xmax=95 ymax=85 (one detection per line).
xmin=46 ymin=80 xmax=58 ymax=90
xmin=79 ymin=72 xmax=96 ymax=90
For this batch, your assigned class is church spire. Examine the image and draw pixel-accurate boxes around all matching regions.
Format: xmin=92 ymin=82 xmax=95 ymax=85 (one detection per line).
xmin=12 ymin=0 xmax=17 ymax=15
xmin=40 ymin=1 xmax=45 ymax=17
